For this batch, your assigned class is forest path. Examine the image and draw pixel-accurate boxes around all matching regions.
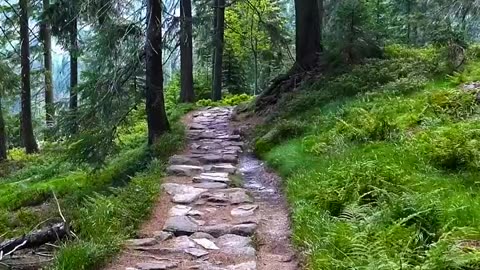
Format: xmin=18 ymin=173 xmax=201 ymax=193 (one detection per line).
xmin=105 ymin=107 xmax=298 ymax=270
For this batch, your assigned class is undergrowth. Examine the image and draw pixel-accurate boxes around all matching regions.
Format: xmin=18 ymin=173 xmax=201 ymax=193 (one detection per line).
xmin=254 ymin=45 xmax=480 ymax=269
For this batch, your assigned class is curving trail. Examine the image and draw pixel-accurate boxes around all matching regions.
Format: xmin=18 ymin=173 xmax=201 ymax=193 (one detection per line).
xmin=105 ymin=107 xmax=298 ymax=270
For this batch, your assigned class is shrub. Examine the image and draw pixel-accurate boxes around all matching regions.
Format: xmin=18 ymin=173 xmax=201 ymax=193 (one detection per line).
xmin=196 ymin=94 xmax=254 ymax=107
xmin=427 ymin=89 xmax=478 ymax=120
xmin=414 ymin=123 xmax=480 ymax=171
xmin=335 ymin=107 xmax=399 ymax=142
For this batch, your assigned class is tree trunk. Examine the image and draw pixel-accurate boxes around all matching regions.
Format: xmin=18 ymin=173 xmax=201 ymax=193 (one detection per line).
xmin=20 ymin=0 xmax=39 ymax=154
xmin=146 ymin=0 xmax=170 ymax=145
xmin=294 ymin=0 xmax=322 ymax=71
xmin=212 ymin=0 xmax=225 ymax=101
xmin=211 ymin=0 xmax=218 ymax=91
xmin=180 ymin=0 xmax=195 ymax=103
xmin=0 ymin=95 xmax=6 ymax=161
xmin=69 ymin=18 xmax=78 ymax=133
xmin=41 ymin=0 xmax=54 ymax=129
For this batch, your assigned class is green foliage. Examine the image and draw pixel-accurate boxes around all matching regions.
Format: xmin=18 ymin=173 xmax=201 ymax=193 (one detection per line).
xmin=254 ymin=120 xmax=307 ymax=155
xmin=255 ymin=47 xmax=480 ymax=269
xmin=414 ymin=123 xmax=480 ymax=170
xmin=196 ymin=94 xmax=254 ymax=107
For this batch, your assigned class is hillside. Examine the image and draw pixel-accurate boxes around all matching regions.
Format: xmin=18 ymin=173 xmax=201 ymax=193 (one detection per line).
xmin=250 ymin=45 xmax=480 ymax=269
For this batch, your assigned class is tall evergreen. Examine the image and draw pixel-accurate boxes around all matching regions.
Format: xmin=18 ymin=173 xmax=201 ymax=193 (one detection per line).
xmin=180 ymin=0 xmax=195 ymax=103
xmin=0 ymin=95 xmax=6 ymax=161
xmin=294 ymin=0 xmax=323 ymax=70
xmin=146 ymin=0 xmax=170 ymax=145
xmin=41 ymin=0 xmax=54 ymax=128
xmin=20 ymin=0 xmax=39 ymax=153
xmin=212 ymin=0 xmax=225 ymax=101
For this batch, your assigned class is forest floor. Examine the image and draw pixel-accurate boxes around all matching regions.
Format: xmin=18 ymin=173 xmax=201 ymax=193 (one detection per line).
xmin=104 ymin=107 xmax=299 ymax=270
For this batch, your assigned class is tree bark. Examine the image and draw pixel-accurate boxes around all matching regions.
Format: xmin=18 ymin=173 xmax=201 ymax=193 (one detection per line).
xmin=69 ymin=17 xmax=78 ymax=133
xmin=20 ymin=0 xmax=39 ymax=154
xmin=0 ymin=95 xmax=6 ymax=161
xmin=212 ymin=0 xmax=225 ymax=101
xmin=294 ymin=0 xmax=322 ymax=71
xmin=0 ymin=223 xmax=68 ymax=255
xmin=180 ymin=0 xmax=195 ymax=103
xmin=211 ymin=0 xmax=218 ymax=90
xmin=146 ymin=0 xmax=170 ymax=145
xmin=41 ymin=0 xmax=54 ymax=129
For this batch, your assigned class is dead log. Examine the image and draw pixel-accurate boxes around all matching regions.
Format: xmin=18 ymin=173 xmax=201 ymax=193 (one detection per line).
xmin=0 ymin=223 xmax=68 ymax=257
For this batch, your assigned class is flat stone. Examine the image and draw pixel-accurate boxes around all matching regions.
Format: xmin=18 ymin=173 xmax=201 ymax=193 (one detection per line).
xmin=194 ymin=182 xmax=229 ymax=189
xmin=169 ymin=205 xmax=192 ymax=216
xmin=216 ymin=234 xmax=255 ymax=257
xmin=167 ymin=165 xmax=203 ymax=176
xmin=169 ymin=155 xmax=202 ymax=166
xmin=190 ymin=123 xmax=207 ymax=130
xmin=187 ymin=210 xmax=204 ymax=217
xmin=231 ymin=223 xmax=257 ymax=236
xmin=199 ymin=224 xmax=231 ymax=237
xmin=209 ymin=164 xmax=237 ymax=174
xmin=126 ymin=238 xmax=158 ymax=247
xmin=194 ymin=173 xmax=231 ymax=184
xmin=229 ymin=190 xmax=253 ymax=204
xmin=135 ymin=261 xmax=178 ymax=270
xmin=227 ymin=262 xmax=256 ymax=270
xmin=162 ymin=183 xmax=207 ymax=204
xmin=192 ymin=238 xmax=220 ymax=250
xmin=231 ymin=205 xmax=258 ymax=218
xmin=190 ymin=232 xmax=215 ymax=240
xmin=171 ymin=236 xmax=196 ymax=249
xmin=185 ymin=247 xmax=209 ymax=257
xmin=153 ymin=231 xmax=173 ymax=242
xmin=163 ymin=216 xmax=198 ymax=236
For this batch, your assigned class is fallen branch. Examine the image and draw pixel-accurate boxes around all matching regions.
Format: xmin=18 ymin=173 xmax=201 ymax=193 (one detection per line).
xmin=0 ymin=223 xmax=68 ymax=259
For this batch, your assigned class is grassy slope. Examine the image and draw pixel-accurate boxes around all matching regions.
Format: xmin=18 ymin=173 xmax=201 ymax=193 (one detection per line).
xmin=0 ymin=104 xmax=192 ymax=269
xmin=255 ymin=46 xmax=480 ymax=269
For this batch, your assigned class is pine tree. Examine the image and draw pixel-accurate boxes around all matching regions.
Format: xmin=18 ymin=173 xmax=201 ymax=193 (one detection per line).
xmin=180 ymin=0 xmax=195 ymax=103
xmin=294 ymin=0 xmax=323 ymax=70
xmin=0 ymin=95 xmax=6 ymax=161
xmin=212 ymin=0 xmax=225 ymax=101
xmin=41 ymin=0 xmax=54 ymax=129
xmin=146 ymin=0 xmax=170 ymax=145
xmin=20 ymin=0 xmax=39 ymax=153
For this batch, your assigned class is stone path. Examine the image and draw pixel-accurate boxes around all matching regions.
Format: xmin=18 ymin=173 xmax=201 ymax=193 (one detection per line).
xmin=105 ymin=107 xmax=298 ymax=270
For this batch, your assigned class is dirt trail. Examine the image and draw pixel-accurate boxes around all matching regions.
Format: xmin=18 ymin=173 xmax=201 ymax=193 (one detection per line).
xmin=105 ymin=107 xmax=298 ymax=270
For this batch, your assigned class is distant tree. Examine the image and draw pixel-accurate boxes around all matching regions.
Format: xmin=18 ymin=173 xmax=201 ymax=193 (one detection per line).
xmin=20 ymin=0 xmax=39 ymax=154
xmin=180 ymin=0 xmax=195 ymax=103
xmin=41 ymin=0 xmax=54 ymax=129
xmin=0 ymin=95 xmax=6 ymax=161
xmin=146 ymin=0 xmax=170 ymax=144
xmin=212 ymin=0 xmax=225 ymax=101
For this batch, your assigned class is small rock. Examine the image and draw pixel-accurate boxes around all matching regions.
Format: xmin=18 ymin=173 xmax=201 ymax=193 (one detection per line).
xmin=216 ymin=234 xmax=255 ymax=257
xmin=231 ymin=223 xmax=257 ymax=236
xmin=194 ymin=182 xmax=229 ymax=189
xmin=229 ymin=191 xmax=253 ymax=204
xmin=126 ymin=238 xmax=157 ymax=247
xmin=171 ymin=236 xmax=196 ymax=249
xmin=210 ymin=164 xmax=237 ymax=174
xmin=167 ymin=165 xmax=204 ymax=176
xmin=163 ymin=216 xmax=198 ymax=236
xmin=192 ymin=238 xmax=220 ymax=250
xmin=135 ymin=261 xmax=178 ymax=270
xmin=153 ymin=231 xmax=173 ymax=242
xmin=185 ymin=247 xmax=209 ymax=258
xmin=231 ymin=205 xmax=258 ymax=218
xmin=187 ymin=210 xmax=204 ymax=217
xmin=162 ymin=183 xmax=207 ymax=204
xmin=169 ymin=205 xmax=192 ymax=216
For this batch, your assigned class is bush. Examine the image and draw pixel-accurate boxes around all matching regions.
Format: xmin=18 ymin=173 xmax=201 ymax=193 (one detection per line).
xmin=414 ymin=123 xmax=480 ymax=171
xmin=427 ymin=89 xmax=478 ymax=120
xmin=335 ymin=107 xmax=399 ymax=142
